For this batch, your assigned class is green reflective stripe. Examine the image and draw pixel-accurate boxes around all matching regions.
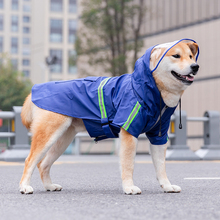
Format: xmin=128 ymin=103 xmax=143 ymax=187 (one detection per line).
xmin=98 ymin=78 xmax=110 ymax=118
xmin=122 ymin=102 xmax=141 ymax=131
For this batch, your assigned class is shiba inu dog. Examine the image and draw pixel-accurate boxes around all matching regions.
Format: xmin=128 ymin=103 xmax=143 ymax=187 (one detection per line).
xmin=20 ymin=39 xmax=199 ymax=195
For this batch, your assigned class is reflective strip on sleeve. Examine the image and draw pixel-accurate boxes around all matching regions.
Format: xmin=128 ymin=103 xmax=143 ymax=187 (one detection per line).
xmin=122 ymin=101 xmax=141 ymax=131
xmin=98 ymin=77 xmax=110 ymax=118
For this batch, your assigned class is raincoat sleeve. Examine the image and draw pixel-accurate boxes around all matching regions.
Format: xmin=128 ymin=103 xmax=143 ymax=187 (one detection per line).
xmin=123 ymin=110 xmax=146 ymax=139
xmin=112 ymin=99 xmax=146 ymax=139
xmin=146 ymin=117 xmax=171 ymax=145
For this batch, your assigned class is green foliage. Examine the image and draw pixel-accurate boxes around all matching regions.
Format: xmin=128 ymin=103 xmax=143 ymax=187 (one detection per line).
xmin=68 ymin=53 xmax=77 ymax=67
xmin=76 ymin=0 xmax=146 ymax=77
xmin=0 ymin=59 xmax=32 ymax=111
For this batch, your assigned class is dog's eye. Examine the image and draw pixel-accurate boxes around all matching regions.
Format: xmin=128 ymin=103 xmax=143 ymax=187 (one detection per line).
xmin=189 ymin=55 xmax=192 ymax=59
xmin=172 ymin=54 xmax=180 ymax=59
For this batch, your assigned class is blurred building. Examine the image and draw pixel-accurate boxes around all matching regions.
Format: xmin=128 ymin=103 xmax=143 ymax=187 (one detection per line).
xmin=0 ymin=0 xmax=77 ymax=84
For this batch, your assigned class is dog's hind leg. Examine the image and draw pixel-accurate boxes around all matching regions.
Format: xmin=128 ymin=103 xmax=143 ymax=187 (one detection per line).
xmin=37 ymin=125 xmax=76 ymax=192
xmin=150 ymin=144 xmax=181 ymax=193
xmin=19 ymin=111 xmax=72 ymax=194
xmin=120 ymin=128 xmax=141 ymax=195
xmin=37 ymin=118 xmax=86 ymax=192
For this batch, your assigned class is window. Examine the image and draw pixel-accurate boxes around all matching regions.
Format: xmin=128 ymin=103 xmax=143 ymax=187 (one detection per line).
xmin=23 ymin=27 xmax=30 ymax=33
xmin=69 ymin=0 xmax=77 ymax=13
xmin=50 ymin=19 xmax=62 ymax=42
xmin=50 ymin=0 xmax=63 ymax=12
xmin=0 ymin=15 xmax=3 ymax=31
xmin=23 ymin=70 xmax=30 ymax=77
xmin=23 ymin=4 xmax=30 ymax=12
xmin=11 ymin=37 xmax=18 ymax=54
xmin=0 ymin=0 xmax=3 ymax=9
xmin=68 ymin=20 xmax=77 ymax=43
xmin=11 ymin=15 xmax=18 ymax=32
xmin=12 ymin=0 xmax=18 ymax=10
xmin=0 ymin=36 xmax=3 ymax=52
xmin=49 ymin=49 xmax=62 ymax=73
xmin=22 ymin=59 xmax=30 ymax=66
xmin=23 ymin=16 xmax=30 ymax=23
xmin=23 ymin=37 xmax=30 ymax=44
xmin=68 ymin=50 xmax=77 ymax=74
xmin=22 ymin=47 xmax=30 ymax=55
xmin=11 ymin=59 xmax=18 ymax=69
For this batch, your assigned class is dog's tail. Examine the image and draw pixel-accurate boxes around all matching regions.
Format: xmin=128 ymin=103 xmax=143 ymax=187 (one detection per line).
xmin=21 ymin=93 xmax=33 ymax=129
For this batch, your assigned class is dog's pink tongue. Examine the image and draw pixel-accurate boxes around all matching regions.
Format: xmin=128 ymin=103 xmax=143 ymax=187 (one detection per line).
xmin=186 ymin=75 xmax=194 ymax=81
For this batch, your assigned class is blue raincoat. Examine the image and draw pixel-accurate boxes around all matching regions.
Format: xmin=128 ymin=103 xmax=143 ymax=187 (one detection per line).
xmin=32 ymin=39 xmax=199 ymax=145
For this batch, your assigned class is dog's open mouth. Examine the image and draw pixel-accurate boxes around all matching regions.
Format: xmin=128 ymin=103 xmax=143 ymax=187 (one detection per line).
xmin=171 ymin=71 xmax=194 ymax=84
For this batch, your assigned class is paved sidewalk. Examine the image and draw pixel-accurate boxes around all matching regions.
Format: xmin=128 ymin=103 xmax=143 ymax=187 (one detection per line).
xmin=1 ymin=155 xmax=220 ymax=220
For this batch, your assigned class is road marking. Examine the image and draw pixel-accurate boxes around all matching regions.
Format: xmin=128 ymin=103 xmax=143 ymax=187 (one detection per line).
xmin=184 ymin=177 xmax=220 ymax=180
xmin=54 ymin=161 xmax=103 ymax=165
xmin=135 ymin=161 xmax=152 ymax=164
xmin=0 ymin=161 xmax=24 ymax=166
xmin=136 ymin=161 xmax=192 ymax=164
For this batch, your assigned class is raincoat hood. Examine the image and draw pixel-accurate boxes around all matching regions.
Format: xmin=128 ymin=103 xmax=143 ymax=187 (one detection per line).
xmin=131 ymin=38 xmax=199 ymax=108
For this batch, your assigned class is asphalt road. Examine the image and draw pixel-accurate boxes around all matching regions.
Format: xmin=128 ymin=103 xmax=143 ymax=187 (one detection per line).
xmin=1 ymin=155 xmax=220 ymax=220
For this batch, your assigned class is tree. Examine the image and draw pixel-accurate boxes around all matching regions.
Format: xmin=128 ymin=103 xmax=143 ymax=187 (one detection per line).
xmin=75 ymin=0 xmax=146 ymax=77
xmin=0 ymin=58 xmax=32 ymax=111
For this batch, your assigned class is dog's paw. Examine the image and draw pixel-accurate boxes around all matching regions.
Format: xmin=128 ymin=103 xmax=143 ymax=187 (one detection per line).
xmin=20 ymin=185 xmax=34 ymax=194
xmin=162 ymin=184 xmax=181 ymax=193
xmin=123 ymin=185 xmax=142 ymax=195
xmin=45 ymin=184 xmax=62 ymax=192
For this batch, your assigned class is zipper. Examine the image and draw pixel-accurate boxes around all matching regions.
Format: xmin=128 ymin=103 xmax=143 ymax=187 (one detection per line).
xmin=148 ymin=105 xmax=168 ymax=131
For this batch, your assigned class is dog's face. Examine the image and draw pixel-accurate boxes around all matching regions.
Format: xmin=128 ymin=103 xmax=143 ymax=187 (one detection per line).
xmin=150 ymin=41 xmax=199 ymax=93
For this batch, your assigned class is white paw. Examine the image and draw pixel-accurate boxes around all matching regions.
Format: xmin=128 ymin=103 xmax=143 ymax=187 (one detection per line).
xmin=45 ymin=184 xmax=62 ymax=192
xmin=20 ymin=185 xmax=34 ymax=194
xmin=123 ymin=185 xmax=142 ymax=195
xmin=162 ymin=184 xmax=181 ymax=193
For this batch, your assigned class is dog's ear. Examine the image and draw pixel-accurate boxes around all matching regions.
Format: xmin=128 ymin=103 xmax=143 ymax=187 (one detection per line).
xmin=187 ymin=42 xmax=198 ymax=56
xmin=151 ymin=48 xmax=165 ymax=60
xmin=150 ymin=47 xmax=166 ymax=70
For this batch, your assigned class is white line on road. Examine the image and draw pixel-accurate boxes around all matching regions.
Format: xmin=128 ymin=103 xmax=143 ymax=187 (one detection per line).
xmin=184 ymin=177 xmax=220 ymax=180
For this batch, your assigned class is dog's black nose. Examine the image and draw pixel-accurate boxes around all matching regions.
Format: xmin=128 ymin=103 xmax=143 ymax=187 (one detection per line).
xmin=191 ymin=63 xmax=199 ymax=74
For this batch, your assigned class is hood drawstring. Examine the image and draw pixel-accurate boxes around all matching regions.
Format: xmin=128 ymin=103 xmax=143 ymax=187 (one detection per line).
xmin=158 ymin=95 xmax=182 ymax=136
xmin=158 ymin=93 xmax=162 ymax=137
xmin=158 ymin=95 xmax=182 ymax=137
xmin=179 ymin=98 xmax=182 ymax=129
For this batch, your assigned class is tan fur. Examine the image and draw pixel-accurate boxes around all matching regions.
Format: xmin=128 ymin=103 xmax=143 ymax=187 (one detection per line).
xmin=20 ymin=107 xmax=73 ymax=193
xmin=150 ymin=47 xmax=166 ymax=68
xmin=37 ymin=125 xmax=76 ymax=191
xmin=119 ymin=128 xmax=141 ymax=194
xmin=120 ymin=128 xmax=136 ymax=182
xmin=165 ymin=42 xmax=197 ymax=69
xmin=21 ymin=94 xmax=32 ymax=129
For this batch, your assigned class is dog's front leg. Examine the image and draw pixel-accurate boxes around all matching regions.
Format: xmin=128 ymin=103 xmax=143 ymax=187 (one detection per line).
xmin=120 ymin=128 xmax=141 ymax=195
xmin=150 ymin=144 xmax=181 ymax=193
